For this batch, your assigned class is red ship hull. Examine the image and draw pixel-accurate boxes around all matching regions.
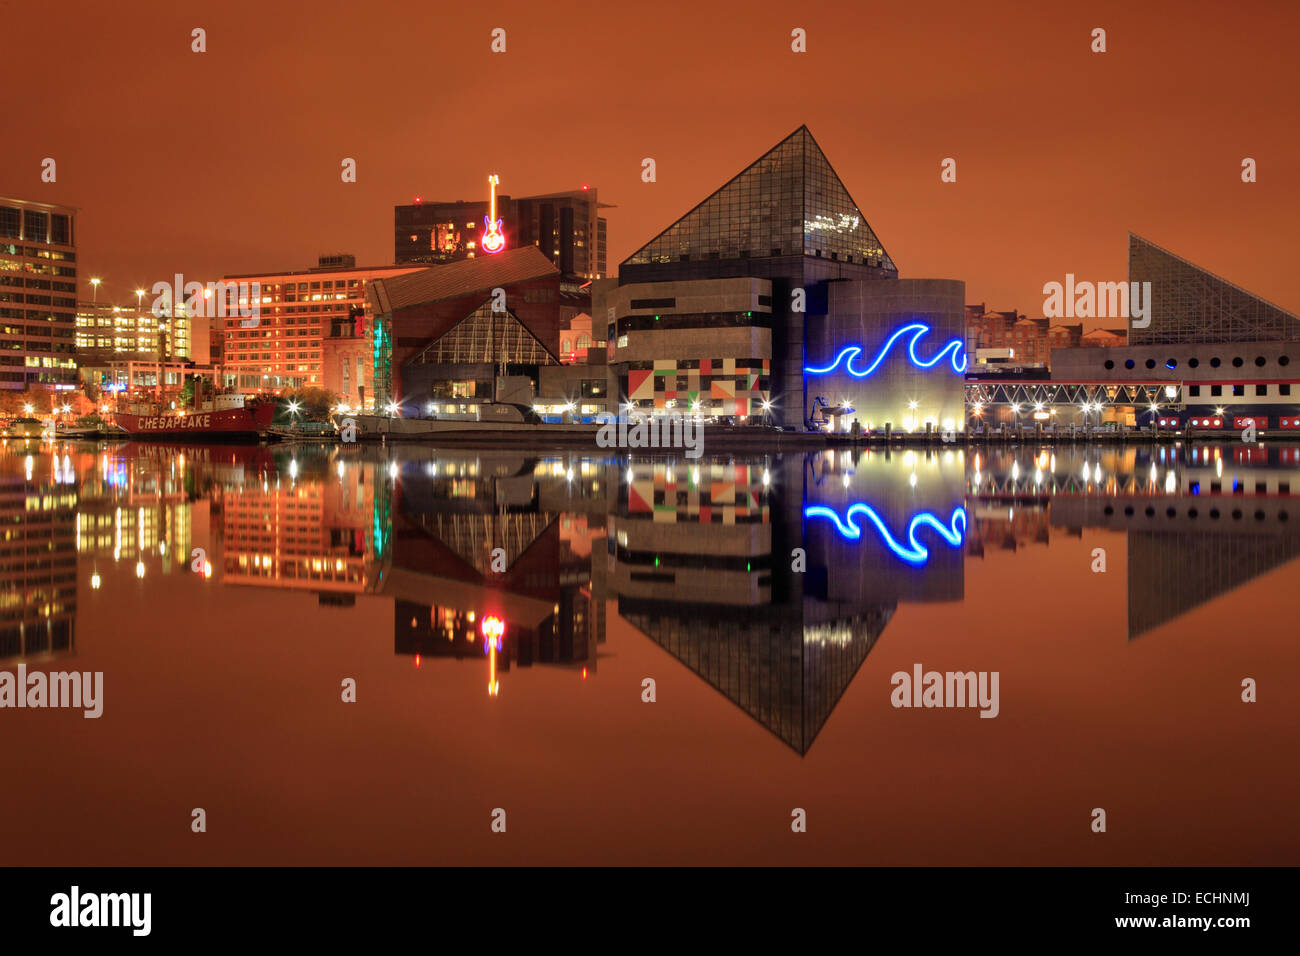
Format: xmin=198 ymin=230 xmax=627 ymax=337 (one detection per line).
xmin=113 ymin=403 xmax=276 ymax=439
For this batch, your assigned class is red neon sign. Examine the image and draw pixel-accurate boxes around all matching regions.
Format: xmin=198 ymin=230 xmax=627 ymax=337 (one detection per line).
xmin=481 ymin=174 xmax=505 ymax=254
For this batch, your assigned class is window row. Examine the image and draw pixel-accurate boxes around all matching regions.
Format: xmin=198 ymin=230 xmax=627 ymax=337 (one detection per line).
xmin=1105 ymin=354 xmax=1291 ymax=371
xmin=1187 ymin=383 xmax=1292 ymax=397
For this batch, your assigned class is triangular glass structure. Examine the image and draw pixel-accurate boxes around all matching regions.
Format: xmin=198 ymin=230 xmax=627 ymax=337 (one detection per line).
xmin=411 ymin=512 xmax=557 ymax=576
xmin=620 ymin=605 xmax=892 ymax=755
xmin=1127 ymin=531 xmax=1300 ymax=639
xmin=414 ymin=300 xmax=558 ymax=365
xmin=1129 ymin=234 xmax=1300 ymax=344
xmin=624 ymin=126 xmax=896 ymax=271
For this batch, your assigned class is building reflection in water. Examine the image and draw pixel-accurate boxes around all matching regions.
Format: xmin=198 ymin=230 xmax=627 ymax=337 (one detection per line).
xmin=611 ymin=449 xmax=965 ymax=754
xmin=0 ymin=443 xmax=77 ymax=663
xmin=4 ymin=437 xmax=1297 ymax=757
xmin=76 ymin=443 xmax=197 ymax=585
xmin=968 ymin=443 xmax=1300 ymax=639
xmin=386 ymin=452 xmax=604 ymax=684
xmin=217 ymin=447 xmax=385 ymax=598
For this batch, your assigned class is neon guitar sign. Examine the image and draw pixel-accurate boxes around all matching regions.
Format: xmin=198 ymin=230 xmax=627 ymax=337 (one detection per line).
xmin=481 ymin=174 xmax=505 ymax=254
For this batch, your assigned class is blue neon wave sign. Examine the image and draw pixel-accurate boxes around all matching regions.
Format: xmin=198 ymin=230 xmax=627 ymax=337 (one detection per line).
xmin=804 ymin=503 xmax=967 ymax=566
xmin=804 ymin=323 xmax=967 ymax=376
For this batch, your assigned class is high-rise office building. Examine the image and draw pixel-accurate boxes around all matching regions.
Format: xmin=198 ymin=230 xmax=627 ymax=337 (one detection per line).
xmin=395 ymin=187 xmax=609 ymax=280
xmin=0 ymin=197 xmax=79 ymax=390
xmin=76 ymin=299 xmax=200 ymax=359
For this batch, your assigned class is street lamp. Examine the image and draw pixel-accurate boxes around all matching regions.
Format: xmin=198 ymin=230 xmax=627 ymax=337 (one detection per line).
xmin=90 ymin=278 xmax=101 ymax=302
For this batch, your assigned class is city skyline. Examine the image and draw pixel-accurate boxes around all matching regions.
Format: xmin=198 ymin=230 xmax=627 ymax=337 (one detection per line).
xmin=3 ymin=0 xmax=1297 ymax=323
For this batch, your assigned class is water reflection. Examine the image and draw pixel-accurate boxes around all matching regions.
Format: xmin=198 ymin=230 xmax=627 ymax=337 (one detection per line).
xmin=4 ymin=438 xmax=1299 ymax=758
xmin=968 ymin=444 xmax=1300 ymax=638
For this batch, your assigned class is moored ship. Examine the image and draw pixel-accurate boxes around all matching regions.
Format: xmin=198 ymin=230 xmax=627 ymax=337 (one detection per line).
xmin=113 ymin=393 xmax=276 ymax=439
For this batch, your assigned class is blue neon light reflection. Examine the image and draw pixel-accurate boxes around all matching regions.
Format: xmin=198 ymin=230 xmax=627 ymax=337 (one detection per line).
xmin=804 ymin=323 xmax=967 ymax=376
xmin=804 ymin=504 xmax=967 ymax=566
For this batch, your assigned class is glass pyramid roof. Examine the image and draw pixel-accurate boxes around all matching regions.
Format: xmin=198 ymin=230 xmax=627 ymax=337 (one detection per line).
xmin=1129 ymin=234 xmax=1300 ymax=344
xmin=624 ymin=126 xmax=896 ymax=270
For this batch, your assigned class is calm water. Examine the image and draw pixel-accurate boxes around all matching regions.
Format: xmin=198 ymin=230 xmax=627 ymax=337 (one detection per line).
xmin=3 ymin=439 xmax=1297 ymax=865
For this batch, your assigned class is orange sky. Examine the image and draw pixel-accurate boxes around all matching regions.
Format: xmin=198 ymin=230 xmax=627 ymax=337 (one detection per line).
xmin=5 ymin=0 xmax=1298 ymax=321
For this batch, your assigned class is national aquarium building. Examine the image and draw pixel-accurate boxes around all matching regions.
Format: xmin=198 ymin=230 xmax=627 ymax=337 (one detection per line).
xmin=597 ymin=126 xmax=966 ymax=432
